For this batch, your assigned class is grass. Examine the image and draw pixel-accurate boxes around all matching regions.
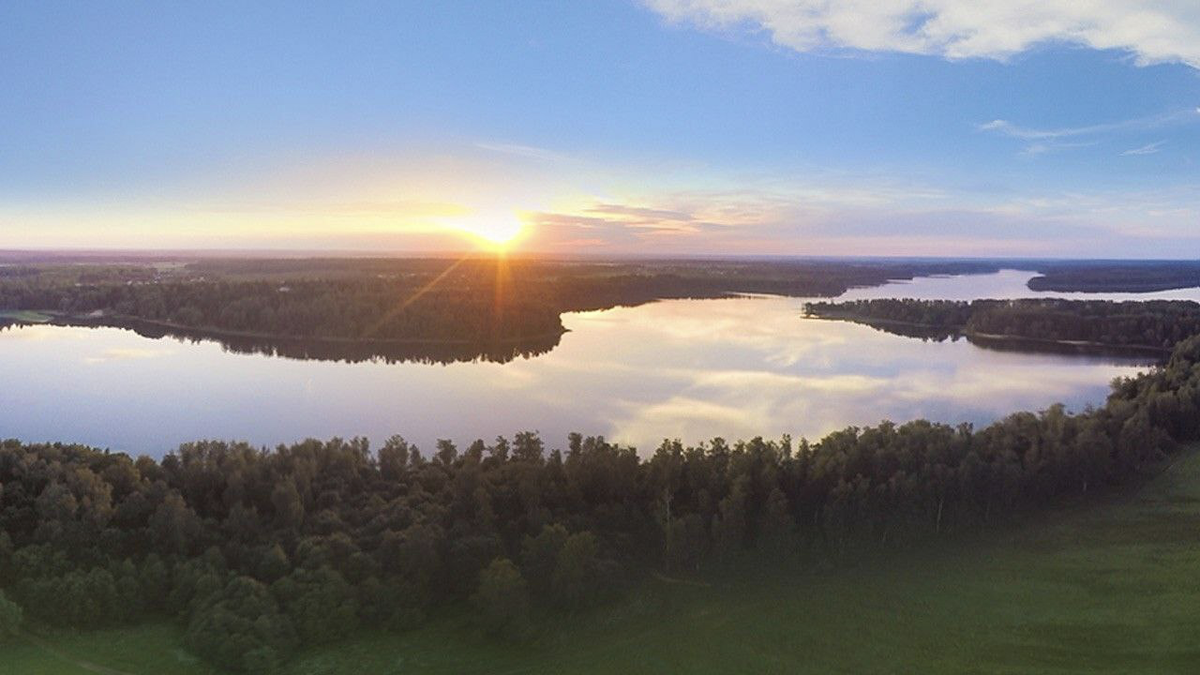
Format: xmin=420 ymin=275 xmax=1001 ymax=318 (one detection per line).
xmin=10 ymin=447 xmax=1200 ymax=674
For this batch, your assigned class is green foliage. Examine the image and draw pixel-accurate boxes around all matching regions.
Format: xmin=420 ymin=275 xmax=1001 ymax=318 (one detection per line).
xmin=471 ymin=558 xmax=531 ymax=639
xmin=521 ymin=523 xmax=568 ymax=596
xmin=185 ymin=576 xmax=297 ymax=672
xmin=17 ymin=446 xmax=1200 ymax=674
xmin=0 ymin=589 xmax=22 ymax=640
xmin=270 ymin=567 xmax=359 ymax=645
xmin=552 ymin=532 xmax=602 ymax=609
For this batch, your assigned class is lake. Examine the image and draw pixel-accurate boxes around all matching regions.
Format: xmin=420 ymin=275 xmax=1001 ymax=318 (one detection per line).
xmin=2 ymin=270 xmax=1192 ymax=457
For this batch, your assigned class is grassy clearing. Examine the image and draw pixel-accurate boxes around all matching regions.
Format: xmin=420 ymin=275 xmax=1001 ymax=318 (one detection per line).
xmin=10 ymin=447 xmax=1200 ymax=674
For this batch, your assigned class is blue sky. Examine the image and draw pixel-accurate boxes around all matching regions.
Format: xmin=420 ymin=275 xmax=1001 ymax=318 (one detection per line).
xmin=2 ymin=1 xmax=1199 ymax=256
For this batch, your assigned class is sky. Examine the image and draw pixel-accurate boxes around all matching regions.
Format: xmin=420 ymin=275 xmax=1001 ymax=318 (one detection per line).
xmin=2 ymin=1 xmax=1199 ymax=257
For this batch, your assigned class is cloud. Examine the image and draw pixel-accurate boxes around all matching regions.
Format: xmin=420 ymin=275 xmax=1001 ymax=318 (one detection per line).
xmin=979 ymin=109 xmax=1198 ymax=140
xmin=474 ymin=141 xmax=569 ymax=162
xmin=585 ymin=203 xmax=695 ymax=222
xmin=1121 ymin=140 xmax=1166 ymax=155
xmin=516 ymin=169 xmax=1200 ymax=257
xmin=644 ymin=0 xmax=1200 ymax=68
xmin=525 ymin=199 xmax=734 ymax=247
xmin=980 ymin=109 xmax=1195 ymax=157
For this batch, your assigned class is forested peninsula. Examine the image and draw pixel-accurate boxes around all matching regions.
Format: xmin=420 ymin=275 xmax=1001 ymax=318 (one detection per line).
xmin=804 ymin=298 xmax=1200 ymax=354
xmin=4 ymin=331 xmax=1200 ymax=670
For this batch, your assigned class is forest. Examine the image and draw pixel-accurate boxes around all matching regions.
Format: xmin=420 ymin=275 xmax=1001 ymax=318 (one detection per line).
xmin=4 ymin=327 xmax=1200 ymax=670
xmin=804 ymin=298 xmax=1200 ymax=351
xmin=1027 ymin=260 xmax=1200 ymax=293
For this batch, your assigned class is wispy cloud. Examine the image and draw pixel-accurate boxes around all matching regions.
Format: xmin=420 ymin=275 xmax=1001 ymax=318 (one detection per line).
xmin=979 ymin=109 xmax=1197 ymax=157
xmin=644 ymin=0 xmax=1200 ymax=68
xmin=1121 ymin=140 xmax=1166 ymax=156
xmin=516 ymin=169 xmax=1200 ymax=256
xmin=979 ymin=109 xmax=1198 ymax=141
xmin=475 ymin=141 xmax=568 ymax=162
xmin=1018 ymin=141 xmax=1097 ymax=157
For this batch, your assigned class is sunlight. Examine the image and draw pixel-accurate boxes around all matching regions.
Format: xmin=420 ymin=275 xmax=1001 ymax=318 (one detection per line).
xmin=449 ymin=211 xmax=526 ymax=251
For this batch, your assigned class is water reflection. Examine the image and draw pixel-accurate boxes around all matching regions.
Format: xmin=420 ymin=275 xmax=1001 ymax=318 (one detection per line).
xmin=840 ymin=269 xmax=1200 ymax=302
xmin=551 ymin=297 xmax=1148 ymax=450
xmin=0 ymin=272 xmax=1155 ymax=457
xmin=21 ymin=319 xmax=561 ymax=365
xmin=129 ymin=321 xmax=561 ymax=365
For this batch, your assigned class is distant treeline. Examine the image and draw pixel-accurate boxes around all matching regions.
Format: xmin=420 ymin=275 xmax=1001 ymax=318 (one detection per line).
xmin=5 ymin=331 xmax=1200 ymax=669
xmin=805 ymin=298 xmax=1200 ymax=351
xmin=0 ymin=278 xmax=566 ymax=345
xmin=1029 ymin=261 xmax=1200 ymax=293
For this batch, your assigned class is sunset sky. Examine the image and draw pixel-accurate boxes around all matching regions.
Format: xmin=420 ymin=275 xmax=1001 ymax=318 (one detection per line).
xmin=3 ymin=1 xmax=1199 ymax=256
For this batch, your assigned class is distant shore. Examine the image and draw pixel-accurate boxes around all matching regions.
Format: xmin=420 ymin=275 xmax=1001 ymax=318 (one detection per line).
xmin=805 ymin=311 xmax=1171 ymax=358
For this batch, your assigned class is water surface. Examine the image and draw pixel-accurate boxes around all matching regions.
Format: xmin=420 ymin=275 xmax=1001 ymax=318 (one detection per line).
xmin=0 ymin=271 xmax=1173 ymax=456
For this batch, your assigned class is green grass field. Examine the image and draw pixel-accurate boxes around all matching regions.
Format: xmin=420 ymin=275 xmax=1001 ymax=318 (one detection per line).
xmin=9 ymin=448 xmax=1200 ymax=674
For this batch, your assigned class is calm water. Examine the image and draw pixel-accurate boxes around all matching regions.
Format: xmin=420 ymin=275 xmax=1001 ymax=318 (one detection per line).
xmin=0 ymin=270 xmax=1185 ymax=457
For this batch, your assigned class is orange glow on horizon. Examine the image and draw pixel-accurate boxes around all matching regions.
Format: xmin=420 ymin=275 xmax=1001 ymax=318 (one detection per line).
xmin=446 ymin=210 xmax=528 ymax=252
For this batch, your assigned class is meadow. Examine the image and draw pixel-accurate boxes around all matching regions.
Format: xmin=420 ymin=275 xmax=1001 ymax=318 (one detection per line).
xmin=11 ymin=447 xmax=1199 ymax=675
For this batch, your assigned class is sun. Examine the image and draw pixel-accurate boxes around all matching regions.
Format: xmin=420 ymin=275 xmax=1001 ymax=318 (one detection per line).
xmin=450 ymin=211 xmax=527 ymax=251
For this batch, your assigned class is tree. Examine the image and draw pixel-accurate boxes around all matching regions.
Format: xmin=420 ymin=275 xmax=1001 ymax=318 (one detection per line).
xmin=378 ymin=436 xmax=412 ymax=482
xmin=149 ymin=492 xmax=202 ymax=556
xmin=0 ymin=590 xmax=22 ymax=640
xmin=271 ymin=479 xmax=305 ymax=530
xmin=185 ymin=576 xmax=297 ymax=672
xmin=552 ymin=531 xmax=600 ymax=609
xmin=271 ymin=566 xmax=359 ymax=644
xmin=521 ymin=523 xmax=568 ymax=596
xmin=757 ymin=487 xmax=795 ymax=555
xmin=712 ymin=481 xmax=748 ymax=559
xmin=471 ymin=558 xmax=531 ymax=639
xmin=256 ymin=544 xmax=291 ymax=583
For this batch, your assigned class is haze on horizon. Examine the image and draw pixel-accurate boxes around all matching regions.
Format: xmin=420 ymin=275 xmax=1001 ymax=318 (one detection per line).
xmin=3 ymin=1 xmax=1199 ymax=258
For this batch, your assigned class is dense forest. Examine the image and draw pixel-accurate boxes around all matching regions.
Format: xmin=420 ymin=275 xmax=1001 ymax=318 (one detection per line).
xmin=805 ymin=298 xmax=1200 ymax=351
xmin=1028 ymin=260 xmax=1200 ymax=293
xmin=4 ymin=329 xmax=1200 ymax=669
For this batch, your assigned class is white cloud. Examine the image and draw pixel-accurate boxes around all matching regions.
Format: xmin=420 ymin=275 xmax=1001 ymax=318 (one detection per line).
xmin=644 ymin=0 xmax=1200 ymax=68
xmin=979 ymin=109 xmax=1198 ymax=140
xmin=474 ymin=141 xmax=569 ymax=162
xmin=980 ymin=109 xmax=1195 ymax=157
xmin=1121 ymin=140 xmax=1166 ymax=155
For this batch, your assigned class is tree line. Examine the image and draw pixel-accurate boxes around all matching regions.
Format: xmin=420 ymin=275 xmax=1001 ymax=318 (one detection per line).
xmin=805 ymin=298 xmax=1200 ymax=350
xmin=5 ymin=332 xmax=1200 ymax=669
xmin=1029 ymin=261 xmax=1200 ymax=293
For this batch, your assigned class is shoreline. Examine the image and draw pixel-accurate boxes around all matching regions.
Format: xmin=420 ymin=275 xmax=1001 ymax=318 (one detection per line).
xmin=805 ymin=312 xmax=1172 ymax=356
xmin=21 ymin=311 xmax=570 ymax=349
